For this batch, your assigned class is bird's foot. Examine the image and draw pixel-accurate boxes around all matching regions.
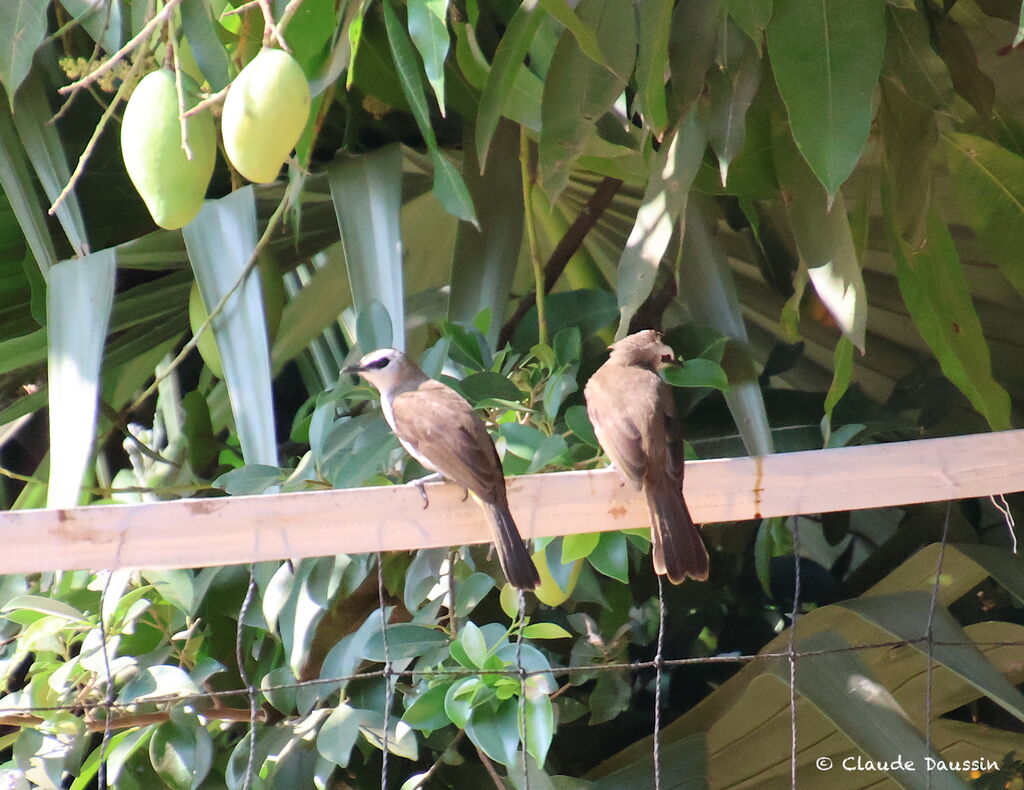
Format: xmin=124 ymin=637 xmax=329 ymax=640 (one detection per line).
xmin=411 ymin=472 xmax=443 ymax=509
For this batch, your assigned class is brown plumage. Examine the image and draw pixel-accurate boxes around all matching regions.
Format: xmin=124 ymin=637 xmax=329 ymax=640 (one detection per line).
xmin=344 ymin=349 xmax=540 ymax=590
xmin=584 ymin=330 xmax=709 ymax=583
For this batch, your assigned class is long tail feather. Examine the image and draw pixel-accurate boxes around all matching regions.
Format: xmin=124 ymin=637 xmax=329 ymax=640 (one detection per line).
xmin=480 ymin=500 xmax=540 ymax=590
xmin=646 ymin=479 xmax=709 ymax=583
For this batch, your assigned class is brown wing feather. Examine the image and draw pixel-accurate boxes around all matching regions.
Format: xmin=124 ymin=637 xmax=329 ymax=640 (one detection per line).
xmin=584 ymin=364 xmax=657 ymax=488
xmin=390 ymin=380 xmax=506 ymax=503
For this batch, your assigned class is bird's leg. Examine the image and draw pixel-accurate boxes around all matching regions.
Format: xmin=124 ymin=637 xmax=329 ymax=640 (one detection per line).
xmin=461 ymin=488 xmax=469 ymax=502
xmin=411 ymin=472 xmax=444 ymax=509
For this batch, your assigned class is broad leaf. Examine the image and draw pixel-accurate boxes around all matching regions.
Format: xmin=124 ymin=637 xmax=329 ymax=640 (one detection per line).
xmin=0 ymin=0 xmax=49 ymax=103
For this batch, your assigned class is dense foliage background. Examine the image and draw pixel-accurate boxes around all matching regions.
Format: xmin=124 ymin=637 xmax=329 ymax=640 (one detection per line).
xmin=0 ymin=0 xmax=1023 ymax=787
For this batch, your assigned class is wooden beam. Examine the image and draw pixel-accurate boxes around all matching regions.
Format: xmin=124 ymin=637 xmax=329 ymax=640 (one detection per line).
xmin=1 ymin=430 xmax=1022 ymax=574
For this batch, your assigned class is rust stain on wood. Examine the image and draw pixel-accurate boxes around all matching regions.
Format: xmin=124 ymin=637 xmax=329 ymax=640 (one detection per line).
xmin=752 ymin=456 xmax=764 ymax=520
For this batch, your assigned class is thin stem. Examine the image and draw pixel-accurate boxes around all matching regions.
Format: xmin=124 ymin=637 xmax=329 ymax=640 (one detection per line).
xmin=520 ymin=129 xmax=546 ymax=347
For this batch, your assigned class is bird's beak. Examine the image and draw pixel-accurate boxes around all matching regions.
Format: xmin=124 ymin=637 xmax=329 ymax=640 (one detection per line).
xmin=342 ymin=364 xmax=364 ymax=376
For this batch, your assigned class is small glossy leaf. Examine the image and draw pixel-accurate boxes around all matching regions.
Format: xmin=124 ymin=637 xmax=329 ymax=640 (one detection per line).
xmin=363 ymin=624 xmax=449 ymax=661
xmin=149 ymin=716 xmax=213 ymax=790
xmin=525 ymin=694 xmax=555 ymax=766
xmin=668 ymin=0 xmax=722 ymax=119
xmin=636 ymin=0 xmax=674 ymax=134
xmin=767 ymin=0 xmax=886 ymax=195
xmin=461 ymin=372 xmax=525 ymax=404
xmin=316 ymin=704 xmax=362 ymax=767
xmin=457 ymin=621 xmax=489 ymax=667
xmin=588 ymin=531 xmax=629 ymax=583
xmin=403 ymin=683 xmax=452 ymax=731
xmin=562 ymin=532 xmax=601 ymax=563
xmin=465 ymin=697 xmax=520 ymax=766
xmin=522 ymin=623 xmax=572 ymax=640
xmin=564 ymin=405 xmax=598 ymax=448
xmin=407 ymin=0 xmax=450 ymax=113
xmin=662 ymin=358 xmax=729 ymax=390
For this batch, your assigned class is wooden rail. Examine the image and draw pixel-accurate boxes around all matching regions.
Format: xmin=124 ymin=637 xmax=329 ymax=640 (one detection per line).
xmin=1 ymin=430 xmax=1021 ymax=574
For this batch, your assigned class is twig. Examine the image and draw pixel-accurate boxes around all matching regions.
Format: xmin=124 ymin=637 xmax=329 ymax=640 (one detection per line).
xmin=278 ymin=0 xmax=306 ymax=34
xmin=498 ymin=176 xmax=623 ymax=347
xmin=0 ymin=706 xmax=265 ymax=732
xmin=182 ymin=86 xmax=229 ymax=119
xmin=520 ymin=130 xmax=546 ymax=346
xmin=476 ymin=744 xmax=508 ymax=789
xmin=257 ymin=0 xmax=290 ymax=50
xmin=58 ymin=0 xmax=184 ymax=96
xmin=49 ymin=52 xmax=149 ymax=216
xmin=222 ymin=0 xmax=261 ymax=15
xmin=169 ymin=37 xmax=192 ymax=160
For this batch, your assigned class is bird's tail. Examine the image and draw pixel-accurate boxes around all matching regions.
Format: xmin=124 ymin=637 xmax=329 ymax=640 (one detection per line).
xmin=645 ymin=478 xmax=709 ymax=583
xmin=478 ymin=498 xmax=540 ymax=590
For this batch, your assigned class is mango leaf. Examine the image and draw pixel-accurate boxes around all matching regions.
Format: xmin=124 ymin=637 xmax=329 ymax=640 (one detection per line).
xmin=942 ymin=132 xmax=1024 ymax=297
xmin=475 ymin=0 xmax=543 ymax=163
xmin=882 ymin=194 xmax=1012 ymax=432
xmin=726 ymin=0 xmax=772 ymax=50
xmin=56 ymin=0 xmax=124 ymax=54
xmin=181 ymin=0 xmax=232 ymax=90
xmin=183 ymin=187 xmax=279 ymax=466
xmin=407 ymin=0 xmax=450 ymax=114
xmin=382 ymin=0 xmax=477 ymax=225
xmin=767 ymin=0 xmax=886 ymax=196
xmin=773 ymin=126 xmax=867 ymax=350
xmin=707 ymin=25 xmax=762 ymax=186
xmin=448 ymin=119 xmax=524 ymax=346
xmin=329 ymin=145 xmax=405 ymax=351
xmin=635 ymin=0 xmax=674 ymax=135
xmin=46 ymin=249 xmax=116 ymax=508
xmin=615 ymin=110 xmax=707 ymax=338
xmin=536 ymin=0 xmax=613 ymax=76
xmin=539 ymin=0 xmax=636 ymax=200
xmin=881 ymin=6 xmax=953 ymax=111
xmin=0 ymin=0 xmax=49 ymax=104
xmin=662 ymin=358 xmax=729 ymax=390
xmin=668 ymin=0 xmax=722 ymax=120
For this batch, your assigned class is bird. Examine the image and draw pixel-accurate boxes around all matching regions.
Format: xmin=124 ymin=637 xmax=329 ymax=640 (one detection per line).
xmin=343 ymin=348 xmax=540 ymax=590
xmin=584 ymin=330 xmax=709 ymax=583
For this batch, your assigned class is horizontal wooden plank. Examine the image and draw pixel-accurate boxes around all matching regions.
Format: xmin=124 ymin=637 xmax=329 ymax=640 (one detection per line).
xmin=1 ymin=430 xmax=1022 ymax=574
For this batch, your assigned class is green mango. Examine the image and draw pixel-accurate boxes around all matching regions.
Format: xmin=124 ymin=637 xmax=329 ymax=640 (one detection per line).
xmin=222 ymin=48 xmax=311 ymax=183
xmin=120 ymin=68 xmax=216 ymax=230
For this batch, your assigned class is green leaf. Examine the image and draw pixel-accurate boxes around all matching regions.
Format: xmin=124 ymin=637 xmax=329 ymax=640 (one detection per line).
xmin=449 ymin=120 xmax=524 ymax=347
xmin=316 ymin=704 xmax=362 ymax=767
xmin=181 ymin=0 xmax=232 ymax=90
xmin=149 ymin=715 xmax=213 ymax=790
xmin=403 ymin=683 xmax=453 ymax=731
xmin=539 ymin=0 xmax=636 ymax=200
xmin=457 ymin=621 xmax=489 ymax=667
xmin=536 ymin=0 xmax=614 ymax=76
xmin=882 ymin=197 xmax=1012 ymax=432
xmin=47 ymin=250 xmax=116 ymax=508
xmin=444 ymin=677 xmax=485 ymax=727
xmin=512 ymin=289 xmax=618 ymax=350
xmin=942 ymin=132 xmax=1024 ymax=297
xmin=522 ymin=622 xmax=572 ymax=640
xmin=707 ymin=27 xmax=762 ymax=187
xmin=635 ymin=0 xmax=674 ymax=134
xmin=615 ymin=111 xmax=707 ymax=337
xmin=364 ymin=623 xmax=449 ymax=661
xmin=1 ymin=594 xmax=88 ymax=623
xmin=772 ymin=128 xmax=867 ymax=350
xmin=727 ymin=0 xmax=773 ymax=49
xmin=120 ymin=665 xmax=201 ymax=703
xmin=0 ymin=1 xmax=48 ymax=103
xmin=564 ymin=405 xmax=598 ymax=448
xmin=329 ymin=145 xmax=406 ymax=351
xmin=461 ymin=371 xmax=525 ymax=404
xmin=475 ymin=0 xmax=544 ymax=162
xmin=562 ymin=531 xmax=600 ymax=563
xmin=407 ymin=0 xmax=450 ymax=114
xmin=525 ymin=694 xmax=555 ymax=766
xmin=589 ymin=531 xmax=629 ymax=583
xmin=382 ymin=0 xmax=477 ymax=224
xmin=662 ymin=358 xmax=729 ymax=390
xmin=821 ymin=335 xmax=853 ymax=445
xmin=56 ymin=0 xmax=124 ymax=53
xmin=184 ymin=188 xmax=278 ymax=466
xmin=668 ymin=0 xmax=722 ymax=120
xmin=767 ymin=0 xmax=886 ymax=195
xmin=881 ymin=6 xmax=953 ymax=111
xmin=465 ymin=697 xmax=520 ymax=767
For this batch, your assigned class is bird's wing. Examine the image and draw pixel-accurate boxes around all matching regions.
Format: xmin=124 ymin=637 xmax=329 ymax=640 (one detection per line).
xmin=584 ymin=365 xmax=649 ymax=488
xmin=391 ymin=379 xmax=505 ymax=501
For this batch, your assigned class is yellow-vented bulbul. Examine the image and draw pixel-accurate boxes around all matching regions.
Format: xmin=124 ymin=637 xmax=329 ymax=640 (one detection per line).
xmin=584 ymin=330 xmax=709 ymax=583
xmin=344 ymin=349 xmax=540 ymax=590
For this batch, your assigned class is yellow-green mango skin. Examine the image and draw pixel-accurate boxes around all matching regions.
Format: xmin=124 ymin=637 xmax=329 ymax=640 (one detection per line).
xmin=222 ymin=48 xmax=311 ymax=184
xmin=120 ymin=69 xmax=216 ymax=230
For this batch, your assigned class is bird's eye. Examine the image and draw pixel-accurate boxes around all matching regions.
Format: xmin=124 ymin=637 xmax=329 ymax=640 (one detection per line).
xmin=661 ymin=353 xmax=675 ymax=364
xmin=368 ymin=357 xmax=390 ymax=370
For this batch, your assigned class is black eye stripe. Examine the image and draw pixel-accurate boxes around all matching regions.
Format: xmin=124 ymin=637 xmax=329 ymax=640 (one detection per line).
xmin=367 ymin=357 xmax=390 ymax=369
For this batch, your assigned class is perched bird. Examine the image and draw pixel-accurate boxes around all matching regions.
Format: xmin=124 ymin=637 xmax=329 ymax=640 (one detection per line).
xmin=343 ymin=349 xmax=540 ymax=590
xmin=584 ymin=330 xmax=709 ymax=583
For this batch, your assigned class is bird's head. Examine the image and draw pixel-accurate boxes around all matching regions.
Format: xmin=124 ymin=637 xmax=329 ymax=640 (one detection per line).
xmin=608 ymin=329 xmax=679 ymax=370
xmin=342 ymin=348 xmax=418 ymax=394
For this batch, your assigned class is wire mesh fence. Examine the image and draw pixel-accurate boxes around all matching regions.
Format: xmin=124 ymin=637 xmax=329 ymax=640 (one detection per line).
xmin=0 ymin=495 xmax=1021 ymax=789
